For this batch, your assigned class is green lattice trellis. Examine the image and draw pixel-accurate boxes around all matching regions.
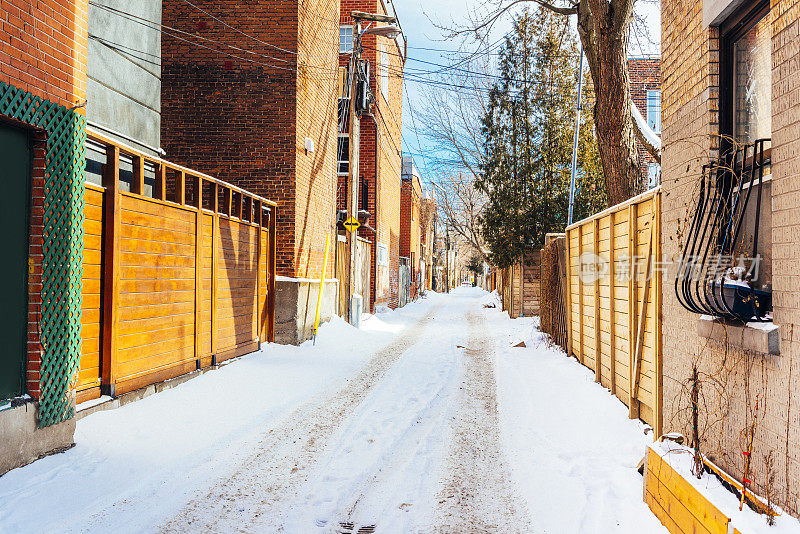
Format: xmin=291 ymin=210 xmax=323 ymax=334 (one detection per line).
xmin=0 ymin=82 xmax=85 ymax=428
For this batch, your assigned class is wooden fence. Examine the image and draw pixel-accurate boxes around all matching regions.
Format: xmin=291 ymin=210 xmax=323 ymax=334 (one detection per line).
xmin=494 ymin=252 xmax=541 ymax=318
xmin=539 ymin=234 xmax=569 ymax=352
xmin=336 ymin=236 xmax=371 ymax=317
xmin=566 ymin=187 xmax=662 ymax=434
xmin=78 ymin=129 xmax=277 ymax=403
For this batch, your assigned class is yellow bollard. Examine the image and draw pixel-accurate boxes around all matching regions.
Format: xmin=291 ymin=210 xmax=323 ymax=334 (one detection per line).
xmin=312 ymin=233 xmax=330 ymax=344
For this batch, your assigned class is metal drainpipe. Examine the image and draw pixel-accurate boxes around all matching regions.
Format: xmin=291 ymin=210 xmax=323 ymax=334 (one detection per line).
xmin=367 ymin=111 xmax=380 ymax=313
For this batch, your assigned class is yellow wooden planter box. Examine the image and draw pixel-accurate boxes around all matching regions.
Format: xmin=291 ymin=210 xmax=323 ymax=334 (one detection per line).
xmin=645 ymin=446 xmax=743 ymax=534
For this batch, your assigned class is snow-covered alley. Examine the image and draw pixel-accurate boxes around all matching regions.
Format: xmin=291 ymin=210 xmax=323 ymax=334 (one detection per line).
xmin=0 ymin=288 xmax=667 ymax=533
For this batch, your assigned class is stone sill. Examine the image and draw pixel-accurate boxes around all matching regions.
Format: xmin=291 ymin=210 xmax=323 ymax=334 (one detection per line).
xmin=697 ymin=315 xmax=780 ymax=355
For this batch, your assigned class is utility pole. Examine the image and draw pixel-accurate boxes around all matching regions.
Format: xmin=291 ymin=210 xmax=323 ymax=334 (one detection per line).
xmin=346 ymin=21 xmax=362 ymax=326
xmin=445 ymin=225 xmax=451 ymax=293
xmin=345 ymin=12 xmax=400 ymax=325
xmin=568 ymin=45 xmax=584 ymax=226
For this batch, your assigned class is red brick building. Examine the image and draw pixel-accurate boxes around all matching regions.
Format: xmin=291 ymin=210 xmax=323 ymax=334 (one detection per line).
xmin=400 ymin=159 xmax=423 ymax=300
xmin=338 ymin=0 xmax=406 ymax=311
xmin=1 ymin=0 xmax=89 ymax=471
xmin=629 ymin=57 xmax=661 ymax=188
xmin=161 ymin=0 xmax=341 ymax=343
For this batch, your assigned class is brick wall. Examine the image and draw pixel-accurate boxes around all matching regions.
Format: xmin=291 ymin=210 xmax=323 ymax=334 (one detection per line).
xmin=339 ymin=0 xmax=404 ymax=309
xmin=662 ymin=0 xmax=800 ymax=515
xmin=161 ymin=0 xmax=338 ymax=279
xmin=629 ymin=58 xmax=661 ymax=184
xmin=1 ymin=0 xmax=89 ymax=398
xmin=0 ymin=0 xmax=89 ymax=109
xmin=400 ymin=176 xmax=422 ymax=298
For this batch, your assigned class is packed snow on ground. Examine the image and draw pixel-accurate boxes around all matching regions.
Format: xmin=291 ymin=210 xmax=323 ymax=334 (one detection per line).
xmin=0 ymin=297 xmax=436 ymax=533
xmin=654 ymin=441 xmax=800 ymax=533
xmin=5 ymin=286 xmax=787 ymax=534
xmin=491 ymin=312 xmax=669 ymax=533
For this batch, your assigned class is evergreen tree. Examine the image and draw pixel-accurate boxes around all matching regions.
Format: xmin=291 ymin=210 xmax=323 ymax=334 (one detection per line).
xmin=476 ymin=9 xmax=606 ymax=268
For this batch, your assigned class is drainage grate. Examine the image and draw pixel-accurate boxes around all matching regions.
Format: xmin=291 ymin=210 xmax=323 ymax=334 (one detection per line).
xmin=336 ymin=521 xmax=376 ymax=533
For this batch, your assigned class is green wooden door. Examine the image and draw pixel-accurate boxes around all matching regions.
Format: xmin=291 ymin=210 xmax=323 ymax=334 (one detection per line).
xmin=0 ymin=123 xmax=30 ymax=400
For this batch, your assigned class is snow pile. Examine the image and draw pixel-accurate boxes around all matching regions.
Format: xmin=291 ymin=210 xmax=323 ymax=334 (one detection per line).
xmin=491 ymin=313 xmax=668 ymax=534
xmin=0 ymin=302 xmax=433 ymax=533
xmin=631 ymin=99 xmax=662 ymax=155
xmin=480 ymin=289 xmax=502 ymax=309
xmin=654 ymin=441 xmax=800 ymax=533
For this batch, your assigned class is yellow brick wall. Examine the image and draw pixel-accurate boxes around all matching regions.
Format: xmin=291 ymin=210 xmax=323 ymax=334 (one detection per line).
xmin=661 ymin=0 xmax=800 ymax=515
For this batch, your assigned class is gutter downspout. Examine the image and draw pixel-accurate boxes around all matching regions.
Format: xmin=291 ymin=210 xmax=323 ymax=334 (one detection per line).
xmin=367 ymin=111 xmax=380 ymax=313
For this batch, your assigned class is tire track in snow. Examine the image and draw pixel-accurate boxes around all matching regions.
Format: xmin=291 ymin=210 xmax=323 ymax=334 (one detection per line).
xmin=433 ymin=309 xmax=533 ymax=533
xmin=274 ymin=299 xmax=467 ymax=532
xmin=158 ymin=305 xmax=442 ymax=533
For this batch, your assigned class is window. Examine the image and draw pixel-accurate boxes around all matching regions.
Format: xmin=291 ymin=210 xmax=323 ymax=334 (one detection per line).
xmin=380 ymin=44 xmax=389 ymax=98
xmin=337 ymin=133 xmax=349 ymax=175
xmin=720 ymin=0 xmax=772 ymax=296
xmin=675 ymin=0 xmax=774 ymax=323
xmin=647 ymin=163 xmax=660 ymax=189
xmin=377 ymin=242 xmax=388 ymax=266
xmin=646 ymin=90 xmax=661 ymax=134
xmin=721 ymin=0 xmax=771 ymax=145
xmin=340 ymin=25 xmax=353 ymax=54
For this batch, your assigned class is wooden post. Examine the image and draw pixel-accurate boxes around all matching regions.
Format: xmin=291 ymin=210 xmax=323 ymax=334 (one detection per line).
xmin=226 ymin=188 xmax=233 ymax=218
xmin=566 ymin=229 xmax=574 ymax=358
xmin=609 ymin=211 xmax=617 ymax=395
xmin=628 ymin=203 xmax=638 ymax=419
xmin=237 ymin=192 xmax=244 ymax=220
xmin=155 ymin=164 xmax=166 ymax=201
xmin=578 ymin=224 xmax=584 ymax=364
xmin=176 ymin=171 xmax=186 ymax=205
xmin=593 ymin=218 xmax=601 ymax=382
xmin=211 ymin=182 xmax=219 ymax=361
xmin=268 ymin=206 xmax=277 ymax=342
xmin=101 ymin=145 xmax=120 ymax=397
xmin=132 ymin=155 xmax=144 ymax=195
xmin=631 ymin=209 xmax=656 ymax=410
xmin=653 ymin=193 xmax=663 ymax=437
xmin=256 ymin=200 xmax=264 ymax=345
xmin=194 ymin=176 xmax=203 ymax=369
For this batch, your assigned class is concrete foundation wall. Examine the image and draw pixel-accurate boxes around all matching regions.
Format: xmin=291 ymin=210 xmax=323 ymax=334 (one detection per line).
xmin=0 ymin=403 xmax=75 ymax=476
xmin=274 ymin=279 xmax=340 ymax=345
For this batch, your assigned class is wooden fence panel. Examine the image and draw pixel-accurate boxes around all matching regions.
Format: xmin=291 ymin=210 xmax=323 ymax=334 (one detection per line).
xmin=539 ymin=235 xmax=569 ymax=351
xmin=214 ymin=217 xmax=259 ymax=361
xmin=116 ymin=194 xmax=198 ymax=392
xmin=566 ymin=187 xmax=661 ymax=433
xmin=77 ymin=184 xmax=105 ymax=403
xmin=77 ymin=130 xmax=276 ymax=398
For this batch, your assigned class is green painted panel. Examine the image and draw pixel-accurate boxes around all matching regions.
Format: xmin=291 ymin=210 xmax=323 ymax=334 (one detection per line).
xmin=0 ymin=123 xmax=30 ymax=400
xmin=0 ymin=82 xmax=85 ymax=427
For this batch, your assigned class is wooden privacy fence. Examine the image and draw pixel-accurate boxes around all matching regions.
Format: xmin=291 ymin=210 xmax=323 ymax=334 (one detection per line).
xmin=78 ymin=129 xmax=277 ymax=403
xmin=335 ymin=236 xmax=371 ymax=316
xmin=495 ymin=252 xmax=541 ymax=318
xmin=539 ymin=233 xmax=569 ymax=352
xmin=566 ymin=187 xmax=662 ymax=434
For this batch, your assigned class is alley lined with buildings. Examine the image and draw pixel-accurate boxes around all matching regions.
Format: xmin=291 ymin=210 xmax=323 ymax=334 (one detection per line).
xmin=0 ymin=289 xmax=663 ymax=533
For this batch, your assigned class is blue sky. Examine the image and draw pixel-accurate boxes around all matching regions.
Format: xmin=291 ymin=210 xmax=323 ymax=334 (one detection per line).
xmin=391 ymin=0 xmax=661 ymax=182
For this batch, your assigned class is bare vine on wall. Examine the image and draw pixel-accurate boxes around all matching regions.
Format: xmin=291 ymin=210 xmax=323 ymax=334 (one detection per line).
xmin=666 ymin=132 xmax=784 ymax=520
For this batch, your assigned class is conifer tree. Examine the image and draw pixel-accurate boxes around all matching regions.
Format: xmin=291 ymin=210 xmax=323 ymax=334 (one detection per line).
xmin=476 ymin=9 xmax=606 ymax=268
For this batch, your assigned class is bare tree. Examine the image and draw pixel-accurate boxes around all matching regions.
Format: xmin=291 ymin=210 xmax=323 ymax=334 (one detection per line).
xmin=434 ymin=172 xmax=488 ymax=261
xmin=442 ymin=0 xmax=661 ymax=205
xmin=411 ymin=50 xmax=494 ymax=261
